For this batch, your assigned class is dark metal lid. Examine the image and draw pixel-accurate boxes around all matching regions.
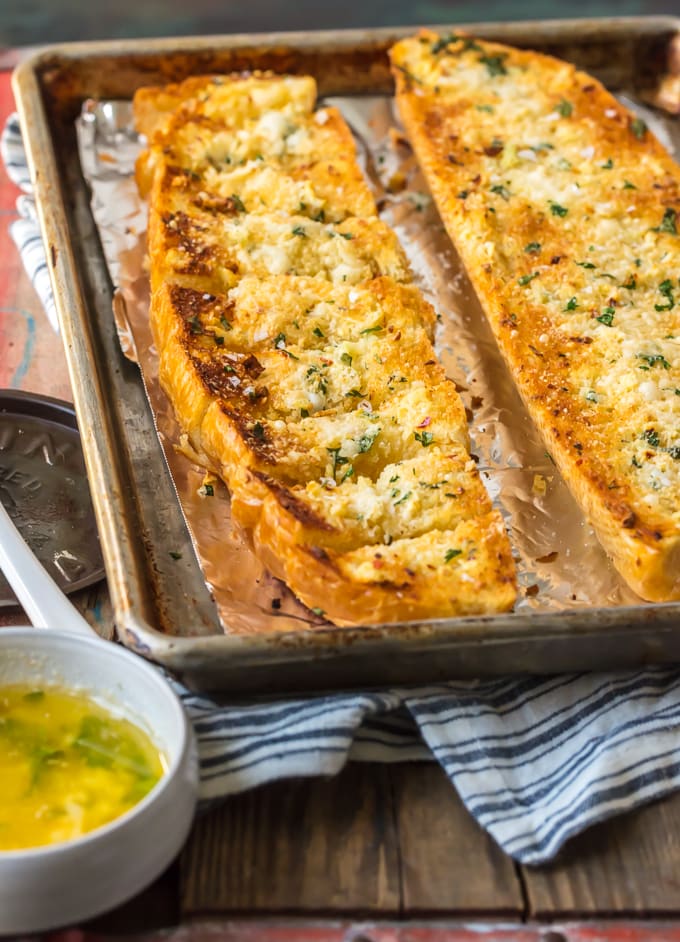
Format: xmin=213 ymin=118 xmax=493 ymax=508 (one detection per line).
xmin=0 ymin=389 xmax=105 ymax=608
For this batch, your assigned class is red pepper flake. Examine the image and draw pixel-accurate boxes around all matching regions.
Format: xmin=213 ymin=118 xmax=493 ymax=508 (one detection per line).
xmin=417 ymin=416 xmax=431 ymax=428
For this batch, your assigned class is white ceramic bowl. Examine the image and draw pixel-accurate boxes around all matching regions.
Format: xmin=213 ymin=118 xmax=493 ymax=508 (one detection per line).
xmin=0 ymin=627 xmax=199 ymax=934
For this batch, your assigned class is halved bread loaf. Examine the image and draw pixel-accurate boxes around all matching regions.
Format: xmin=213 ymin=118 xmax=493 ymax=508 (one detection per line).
xmin=391 ymin=31 xmax=680 ymax=602
xmin=134 ymin=71 xmax=517 ymax=625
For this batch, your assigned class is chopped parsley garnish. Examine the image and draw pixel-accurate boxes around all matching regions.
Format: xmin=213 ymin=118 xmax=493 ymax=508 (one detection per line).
xmin=600 ymin=158 xmax=614 ymax=169
xmin=272 ymin=334 xmax=296 ymax=361
xmin=188 ymin=316 xmax=202 ymax=334
xmin=252 ymin=422 xmax=265 ymax=440
xmin=394 ymin=491 xmax=412 ymax=506
xmin=230 ymin=193 xmax=246 ymax=212
xmin=576 ymin=261 xmax=596 ymax=269
xmin=444 ymin=548 xmax=463 ymax=562
xmin=642 ymin=428 xmax=660 ymax=448
xmin=630 ymin=117 xmax=647 ymax=140
xmin=345 ymin=389 xmax=364 ymax=398
xmin=585 ymin=390 xmax=598 ymax=403
xmin=457 ymin=190 xmax=469 ymax=199
xmin=338 ymin=231 xmax=354 ymax=240
xmin=490 ymin=184 xmax=511 ymax=200
xmin=300 ymin=408 xmax=309 ymax=418
xmin=313 ymin=326 xmax=325 ymax=338
xmin=201 ymin=483 xmax=214 ymax=497
xmin=358 ymin=430 xmax=379 ymax=453
xmin=524 ymin=242 xmax=541 ymax=254
xmin=620 ymin=274 xmax=637 ymax=290
xmin=431 ymin=33 xmax=456 ymax=54
xmin=479 ymin=54 xmax=508 ymax=77
xmin=637 ymin=353 xmax=671 ymax=371
xmin=394 ymin=64 xmax=423 ymax=85
xmin=596 ymin=308 xmax=615 ymax=326
xmin=341 ymin=352 xmax=353 ymax=367
xmin=550 ymin=202 xmax=568 ymax=217
xmin=414 ymin=430 xmax=434 ymax=446
xmin=292 ymin=225 xmax=307 ymax=237
xmin=556 ymin=98 xmax=573 ymax=117
xmin=655 ymin=279 xmax=675 ymax=312
xmin=327 ymin=447 xmax=349 ymax=476
xmin=169 ymin=551 xmax=182 ymax=560
xmin=214 ymin=335 xmax=224 ymax=346
xmin=476 ymin=104 xmax=495 ymax=113
xmin=565 ymin=297 xmax=578 ymax=311
xmin=360 ymin=325 xmax=383 ymax=335
xmin=623 ymin=180 xmax=637 ymax=190
xmin=518 ymin=272 xmax=539 ymax=286
xmin=653 ymin=208 xmax=677 ymax=235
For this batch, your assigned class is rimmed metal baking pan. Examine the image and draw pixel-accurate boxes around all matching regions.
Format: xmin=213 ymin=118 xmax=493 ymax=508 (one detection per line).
xmin=11 ymin=17 xmax=680 ymax=693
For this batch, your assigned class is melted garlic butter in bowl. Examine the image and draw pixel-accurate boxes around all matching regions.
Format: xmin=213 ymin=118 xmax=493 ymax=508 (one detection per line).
xmin=0 ymin=683 xmax=166 ymax=850
xmin=0 ymin=628 xmax=198 ymax=934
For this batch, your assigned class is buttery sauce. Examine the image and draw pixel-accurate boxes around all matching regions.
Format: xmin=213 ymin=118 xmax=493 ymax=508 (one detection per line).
xmin=0 ymin=684 xmax=165 ymax=851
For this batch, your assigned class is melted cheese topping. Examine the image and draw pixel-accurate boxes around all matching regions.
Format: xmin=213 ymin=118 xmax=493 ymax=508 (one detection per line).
xmin=392 ymin=30 xmax=680 ymax=599
xmin=135 ymin=70 xmax=518 ymax=622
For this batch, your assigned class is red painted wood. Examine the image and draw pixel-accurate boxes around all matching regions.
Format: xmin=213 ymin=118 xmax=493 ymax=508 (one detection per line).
xmin=0 ymin=67 xmax=73 ymax=398
xmin=0 ymin=69 xmax=24 ymax=317
xmin=38 ymin=922 xmax=680 ymax=942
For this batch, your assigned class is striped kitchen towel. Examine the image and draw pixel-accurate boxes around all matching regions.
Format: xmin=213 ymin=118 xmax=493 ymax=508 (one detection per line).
xmin=5 ymin=111 xmax=680 ymax=866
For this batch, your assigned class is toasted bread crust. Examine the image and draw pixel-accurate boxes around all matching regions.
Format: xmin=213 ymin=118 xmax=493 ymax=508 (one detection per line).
xmin=391 ymin=31 xmax=680 ymax=602
xmin=134 ymin=71 xmax=517 ymax=625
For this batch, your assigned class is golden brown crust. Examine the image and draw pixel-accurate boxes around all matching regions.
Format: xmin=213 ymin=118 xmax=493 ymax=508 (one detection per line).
xmin=135 ymin=71 xmax=517 ymax=624
xmin=392 ymin=31 xmax=680 ymax=602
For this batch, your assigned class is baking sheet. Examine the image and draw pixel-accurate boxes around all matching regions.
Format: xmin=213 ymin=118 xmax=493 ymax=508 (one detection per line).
xmin=76 ymin=83 xmax=674 ymax=633
xmin=13 ymin=18 xmax=680 ymax=690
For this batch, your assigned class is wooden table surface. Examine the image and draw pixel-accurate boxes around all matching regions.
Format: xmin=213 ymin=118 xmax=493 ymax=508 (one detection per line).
xmin=4 ymin=58 xmax=680 ymax=942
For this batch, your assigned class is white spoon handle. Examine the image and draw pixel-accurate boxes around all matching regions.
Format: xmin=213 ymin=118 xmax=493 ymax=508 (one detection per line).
xmin=0 ymin=497 xmax=95 ymax=637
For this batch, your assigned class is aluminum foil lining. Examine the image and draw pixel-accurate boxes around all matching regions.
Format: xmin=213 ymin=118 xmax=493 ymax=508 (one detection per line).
xmin=75 ymin=89 xmax=675 ymax=633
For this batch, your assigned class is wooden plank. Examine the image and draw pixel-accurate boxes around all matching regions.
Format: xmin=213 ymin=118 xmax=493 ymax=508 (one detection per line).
xmin=82 ymin=861 xmax=180 ymax=934
xmin=179 ymin=764 xmax=401 ymax=916
xmin=181 ymin=762 xmax=523 ymax=919
xmin=392 ymin=763 xmax=524 ymax=916
xmin=524 ymin=790 xmax=680 ymax=916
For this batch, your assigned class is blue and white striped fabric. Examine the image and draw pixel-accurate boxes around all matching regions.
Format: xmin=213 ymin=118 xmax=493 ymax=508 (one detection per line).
xmin=5 ymin=112 xmax=680 ymax=865
xmin=1 ymin=113 xmax=59 ymax=332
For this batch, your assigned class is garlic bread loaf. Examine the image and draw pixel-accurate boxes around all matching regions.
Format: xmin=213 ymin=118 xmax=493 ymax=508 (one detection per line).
xmin=391 ymin=31 xmax=680 ymax=602
xmin=134 ymin=71 xmax=517 ymax=625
